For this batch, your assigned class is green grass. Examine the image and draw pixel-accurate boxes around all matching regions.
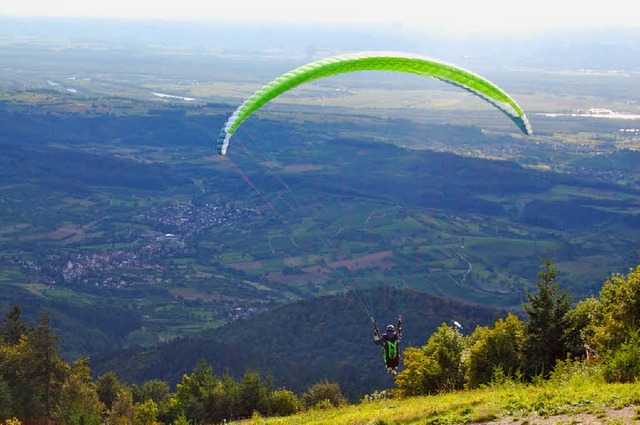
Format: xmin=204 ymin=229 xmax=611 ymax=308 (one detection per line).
xmin=234 ymin=380 xmax=640 ymax=425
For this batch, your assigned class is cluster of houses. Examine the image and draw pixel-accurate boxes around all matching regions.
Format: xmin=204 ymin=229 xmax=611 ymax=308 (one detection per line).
xmin=14 ymin=201 xmax=261 ymax=289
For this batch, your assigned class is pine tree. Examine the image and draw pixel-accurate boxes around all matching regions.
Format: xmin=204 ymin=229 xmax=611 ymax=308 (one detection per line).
xmin=523 ymin=253 xmax=572 ymax=378
xmin=172 ymin=359 xmax=218 ymax=423
xmin=0 ymin=376 xmax=13 ymax=418
xmin=56 ymin=357 xmax=104 ymax=425
xmin=96 ymin=371 xmax=123 ymax=410
xmin=1 ymin=305 xmax=31 ymax=345
xmin=238 ymin=371 xmax=271 ymax=417
xmin=106 ymin=389 xmax=136 ymax=425
xmin=26 ymin=314 xmax=67 ymax=418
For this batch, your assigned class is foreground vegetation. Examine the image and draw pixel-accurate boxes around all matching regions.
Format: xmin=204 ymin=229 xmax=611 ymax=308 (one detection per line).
xmin=234 ymin=377 xmax=640 ymax=425
xmin=2 ymin=256 xmax=640 ymax=424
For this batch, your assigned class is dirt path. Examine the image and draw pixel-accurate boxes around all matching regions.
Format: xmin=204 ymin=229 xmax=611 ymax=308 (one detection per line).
xmin=485 ymin=405 xmax=639 ymax=425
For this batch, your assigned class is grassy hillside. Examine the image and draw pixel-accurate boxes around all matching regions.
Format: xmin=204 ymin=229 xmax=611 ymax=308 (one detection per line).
xmin=233 ymin=378 xmax=640 ymax=425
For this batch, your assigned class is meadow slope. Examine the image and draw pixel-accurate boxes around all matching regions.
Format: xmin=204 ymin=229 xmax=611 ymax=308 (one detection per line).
xmin=232 ymin=379 xmax=640 ymax=425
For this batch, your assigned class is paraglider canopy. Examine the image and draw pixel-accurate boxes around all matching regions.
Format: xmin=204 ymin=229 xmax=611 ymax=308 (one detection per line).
xmin=217 ymin=51 xmax=533 ymax=155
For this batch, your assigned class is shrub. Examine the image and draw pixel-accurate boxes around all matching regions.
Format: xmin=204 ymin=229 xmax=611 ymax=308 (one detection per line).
xmin=424 ymin=323 xmax=466 ymax=392
xmin=588 ymin=266 xmax=640 ymax=355
xmin=136 ymin=399 xmax=159 ymax=425
xmin=394 ymin=347 xmax=440 ymax=397
xmin=361 ymin=390 xmax=393 ymax=403
xmin=549 ymin=358 xmax=602 ymax=386
xmin=602 ymin=331 xmax=640 ymax=383
xmin=173 ymin=413 xmax=189 ymax=425
xmin=269 ymin=389 xmax=300 ymax=416
xmin=301 ymin=380 xmax=347 ymax=409
xmin=466 ymin=314 xmax=526 ymax=388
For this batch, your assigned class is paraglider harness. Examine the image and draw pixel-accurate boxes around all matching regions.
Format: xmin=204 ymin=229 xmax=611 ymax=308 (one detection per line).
xmin=373 ymin=317 xmax=402 ymax=372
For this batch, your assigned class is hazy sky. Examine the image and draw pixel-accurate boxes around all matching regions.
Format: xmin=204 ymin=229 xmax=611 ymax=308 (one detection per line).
xmin=0 ymin=0 xmax=636 ymax=35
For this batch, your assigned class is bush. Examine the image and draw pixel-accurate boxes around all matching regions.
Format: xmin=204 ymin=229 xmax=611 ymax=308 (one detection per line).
xmin=396 ymin=323 xmax=466 ymax=397
xmin=424 ymin=323 xmax=466 ymax=392
xmin=301 ymin=380 xmax=347 ymax=409
xmin=549 ymin=358 xmax=601 ymax=386
xmin=311 ymin=399 xmax=335 ymax=411
xmin=136 ymin=399 xmax=159 ymax=425
xmin=394 ymin=347 xmax=440 ymax=397
xmin=588 ymin=266 xmax=640 ymax=355
xmin=361 ymin=390 xmax=393 ymax=403
xmin=602 ymin=332 xmax=640 ymax=383
xmin=466 ymin=314 xmax=526 ymax=388
xmin=173 ymin=414 xmax=189 ymax=425
xmin=269 ymin=389 xmax=300 ymax=416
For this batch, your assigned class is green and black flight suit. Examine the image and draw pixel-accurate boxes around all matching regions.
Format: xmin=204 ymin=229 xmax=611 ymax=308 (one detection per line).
xmin=374 ymin=319 xmax=402 ymax=374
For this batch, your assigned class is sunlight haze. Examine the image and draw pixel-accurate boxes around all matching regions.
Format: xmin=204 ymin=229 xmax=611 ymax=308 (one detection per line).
xmin=1 ymin=0 xmax=637 ymax=35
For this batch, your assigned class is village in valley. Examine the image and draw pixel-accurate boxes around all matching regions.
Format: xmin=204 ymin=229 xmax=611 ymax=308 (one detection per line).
xmin=12 ymin=201 xmax=261 ymax=289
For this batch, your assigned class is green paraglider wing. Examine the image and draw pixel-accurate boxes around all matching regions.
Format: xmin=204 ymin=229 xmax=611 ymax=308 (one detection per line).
xmin=217 ymin=51 xmax=532 ymax=155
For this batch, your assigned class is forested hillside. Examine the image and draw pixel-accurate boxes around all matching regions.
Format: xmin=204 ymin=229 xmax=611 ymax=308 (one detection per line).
xmin=91 ymin=288 xmax=504 ymax=400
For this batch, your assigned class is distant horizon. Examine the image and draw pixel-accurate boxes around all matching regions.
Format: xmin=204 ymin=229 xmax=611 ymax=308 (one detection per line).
xmin=1 ymin=14 xmax=638 ymax=43
xmin=2 ymin=15 xmax=639 ymax=76
xmin=1 ymin=0 xmax=638 ymax=37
